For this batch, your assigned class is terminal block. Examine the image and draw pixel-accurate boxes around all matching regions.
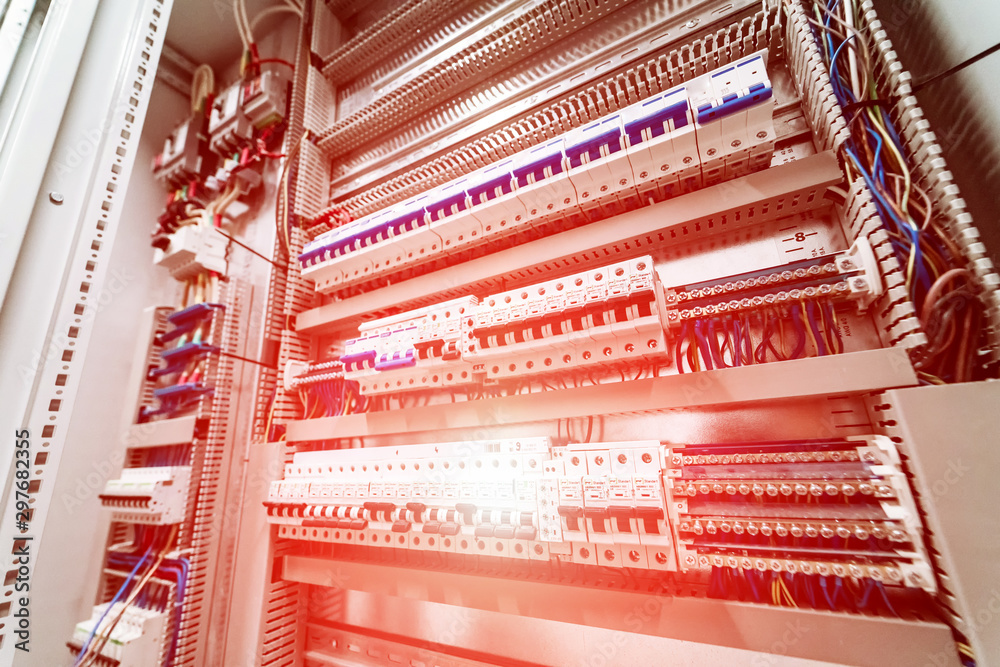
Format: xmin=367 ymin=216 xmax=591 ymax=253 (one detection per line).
xmin=152 ymin=115 xmax=207 ymax=186
xmin=662 ymin=238 xmax=883 ymax=329
xmin=209 ymin=70 xmax=289 ymax=156
xmin=99 ymin=466 xmax=191 ymax=525
xmin=333 ymin=255 xmax=670 ymax=396
xmin=663 ymin=436 xmax=935 ymax=593
xmin=466 ymin=255 xmax=669 ymax=381
xmin=152 ymin=223 xmax=228 ymax=280
xmin=265 ymin=439 xmax=677 ymax=572
xmin=267 ymin=439 xmax=554 ymax=561
xmin=299 ymin=51 xmax=775 ymax=293
xmin=342 ymin=296 xmax=478 ymax=396
xmin=549 ymin=441 xmax=675 ymax=569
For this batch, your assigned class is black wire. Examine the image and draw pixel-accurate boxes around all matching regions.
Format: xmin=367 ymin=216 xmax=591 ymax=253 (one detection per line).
xmin=912 ymin=41 xmax=1000 ymax=93
xmin=212 ymin=227 xmax=287 ymax=269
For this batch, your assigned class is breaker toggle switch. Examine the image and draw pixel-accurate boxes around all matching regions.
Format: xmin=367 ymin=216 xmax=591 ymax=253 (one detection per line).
xmin=636 ymin=507 xmax=664 ymax=535
xmin=438 ymin=522 xmax=460 ymax=536
xmin=406 ymin=502 xmax=427 ymax=522
xmin=455 ymin=503 xmax=477 ymax=524
xmin=363 ymin=502 xmax=396 ymax=522
xmin=494 ymin=525 xmax=516 ymax=539
xmin=557 ymin=505 xmax=585 ymax=532
xmin=608 ymin=506 xmax=635 ymax=533
xmin=585 ymin=507 xmax=611 ymax=534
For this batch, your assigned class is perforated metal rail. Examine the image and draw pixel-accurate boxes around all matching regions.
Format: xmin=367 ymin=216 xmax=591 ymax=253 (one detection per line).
xmin=321 ymin=0 xmax=481 ymax=84
xmin=854 ymin=0 xmax=1000 ymax=363
xmin=312 ymin=8 xmax=775 ymax=223
xmin=325 ymin=0 xmax=763 ymax=203
xmin=314 ymin=0 xmax=635 ymax=157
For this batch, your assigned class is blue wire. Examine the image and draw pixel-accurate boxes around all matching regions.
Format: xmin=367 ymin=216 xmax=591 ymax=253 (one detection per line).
xmin=803 ymin=574 xmax=818 ymax=608
xmin=879 ymin=106 xmax=906 ymax=154
xmin=819 ymin=575 xmax=837 ymax=611
xmin=693 ymin=320 xmax=713 ymax=370
xmin=828 ymin=34 xmax=859 ymax=107
xmin=75 ymin=545 xmax=153 ymax=666
xmin=844 ymin=148 xmax=911 ymax=234
xmin=707 ymin=319 xmax=726 ymax=368
xmin=866 ymin=127 xmax=887 ymax=189
xmin=789 ymin=305 xmax=807 ymax=358
xmin=108 ymin=554 xmax=188 ymax=667
xmin=805 ymin=301 xmax=828 ymax=356
xmin=875 ymin=581 xmax=898 ymax=617
xmin=675 ymin=321 xmax=690 ymax=373
xmin=858 ymin=578 xmax=874 ymax=610
xmin=730 ymin=318 xmax=742 ymax=367
xmin=745 ymin=569 xmax=760 ymax=602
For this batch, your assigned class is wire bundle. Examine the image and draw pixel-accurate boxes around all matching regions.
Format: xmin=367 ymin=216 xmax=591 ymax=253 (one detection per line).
xmin=73 ymin=526 xmax=180 ymax=667
xmin=105 ymin=552 xmax=189 ymax=667
xmin=675 ymin=301 xmax=843 ymax=372
xmin=297 ymin=376 xmax=363 ymax=419
xmin=233 ymin=0 xmax=302 ymax=76
xmin=707 ymin=566 xmax=898 ymax=615
xmin=806 ymin=0 xmax=983 ymax=383
xmin=145 ymin=445 xmax=190 ymax=468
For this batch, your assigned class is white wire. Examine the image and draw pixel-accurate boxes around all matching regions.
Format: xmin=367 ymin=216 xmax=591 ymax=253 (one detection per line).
xmin=240 ymin=0 xmax=255 ymax=46
xmin=190 ymin=64 xmax=214 ymax=114
xmin=232 ymin=0 xmax=249 ymax=49
xmin=251 ymin=4 xmax=302 ymax=33
xmin=842 ymin=0 xmax=861 ymax=96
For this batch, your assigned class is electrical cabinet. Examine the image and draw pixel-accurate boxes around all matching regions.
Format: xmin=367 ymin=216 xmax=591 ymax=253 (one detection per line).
xmin=2 ymin=1 xmax=999 ymax=666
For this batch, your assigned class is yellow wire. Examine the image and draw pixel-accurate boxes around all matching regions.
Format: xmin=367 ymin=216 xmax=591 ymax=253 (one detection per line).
xmin=779 ymin=577 xmax=797 ymax=607
xmin=866 ymin=106 xmax=913 ymax=217
xmin=263 ymin=391 xmax=277 ymax=441
xmin=801 ymin=300 xmax=819 ymax=356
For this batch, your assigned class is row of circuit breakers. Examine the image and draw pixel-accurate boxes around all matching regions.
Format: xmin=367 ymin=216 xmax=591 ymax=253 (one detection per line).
xmin=299 ymin=52 xmax=775 ymax=292
xmin=293 ymin=242 xmax=880 ymax=396
xmin=266 ymin=437 xmax=935 ymax=592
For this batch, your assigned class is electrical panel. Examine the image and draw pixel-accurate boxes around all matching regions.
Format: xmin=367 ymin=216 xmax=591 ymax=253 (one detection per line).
xmin=11 ymin=1 xmax=998 ymax=667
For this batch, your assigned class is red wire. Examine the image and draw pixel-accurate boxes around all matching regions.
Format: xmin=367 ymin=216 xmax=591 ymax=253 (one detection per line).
xmin=257 ymin=58 xmax=295 ymax=70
